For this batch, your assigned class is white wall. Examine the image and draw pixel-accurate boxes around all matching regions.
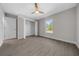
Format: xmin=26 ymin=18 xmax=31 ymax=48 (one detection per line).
xmin=4 ymin=17 xmax=16 ymax=39
xmin=0 ymin=5 xmax=4 ymax=46
xmin=39 ymin=7 xmax=77 ymax=44
xmin=18 ymin=16 xmax=24 ymax=39
xmin=76 ymin=4 xmax=79 ymax=48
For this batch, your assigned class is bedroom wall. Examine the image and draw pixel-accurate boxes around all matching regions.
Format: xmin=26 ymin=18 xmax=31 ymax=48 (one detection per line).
xmin=18 ymin=16 xmax=24 ymax=39
xmin=39 ymin=7 xmax=77 ymax=44
xmin=0 ymin=5 xmax=4 ymax=46
xmin=76 ymin=4 xmax=79 ymax=48
xmin=4 ymin=17 xmax=16 ymax=39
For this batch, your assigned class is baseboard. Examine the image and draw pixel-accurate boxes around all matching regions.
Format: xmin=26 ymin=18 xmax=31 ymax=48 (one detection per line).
xmin=18 ymin=38 xmax=24 ymax=40
xmin=39 ymin=35 xmax=76 ymax=45
xmin=75 ymin=43 xmax=79 ymax=49
xmin=27 ymin=35 xmax=35 ymax=37
xmin=0 ymin=40 xmax=3 ymax=47
xmin=25 ymin=35 xmax=36 ymax=38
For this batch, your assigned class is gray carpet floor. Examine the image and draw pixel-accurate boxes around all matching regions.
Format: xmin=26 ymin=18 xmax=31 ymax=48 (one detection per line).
xmin=0 ymin=36 xmax=79 ymax=56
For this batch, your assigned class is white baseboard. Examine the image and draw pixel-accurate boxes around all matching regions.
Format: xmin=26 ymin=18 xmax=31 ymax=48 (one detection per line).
xmin=40 ymin=35 xmax=76 ymax=44
xmin=53 ymin=37 xmax=76 ymax=44
xmin=0 ymin=40 xmax=3 ymax=47
xmin=75 ymin=43 xmax=79 ymax=48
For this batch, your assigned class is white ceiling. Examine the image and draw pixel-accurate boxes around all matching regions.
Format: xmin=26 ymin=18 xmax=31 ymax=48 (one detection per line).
xmin=0 ymin=3 xmax=77 ymax=20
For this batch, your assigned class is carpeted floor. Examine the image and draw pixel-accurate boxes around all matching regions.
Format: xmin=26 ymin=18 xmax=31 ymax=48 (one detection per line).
xmin=0 ymin=36 xmax=79 ymax=56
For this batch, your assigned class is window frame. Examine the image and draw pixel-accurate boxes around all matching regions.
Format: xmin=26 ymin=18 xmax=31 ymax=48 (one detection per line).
xmin=45 ymin=18 xmax=53 ymax=33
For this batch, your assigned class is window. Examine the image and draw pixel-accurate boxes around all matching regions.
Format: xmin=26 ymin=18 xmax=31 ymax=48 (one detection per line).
xmin=45 ymin=19 xmax=53 ymax=33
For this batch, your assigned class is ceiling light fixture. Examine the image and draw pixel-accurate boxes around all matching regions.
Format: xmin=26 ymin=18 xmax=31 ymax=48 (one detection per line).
xmin=32 ymin=3 xmax=44 ymax=14
xmin=35 ymin=11 xmax=39 ymax=14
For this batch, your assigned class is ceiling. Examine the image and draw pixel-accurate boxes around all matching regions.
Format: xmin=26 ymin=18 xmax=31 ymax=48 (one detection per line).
xmin=0 ymin=3 xmax=77 ymax=20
